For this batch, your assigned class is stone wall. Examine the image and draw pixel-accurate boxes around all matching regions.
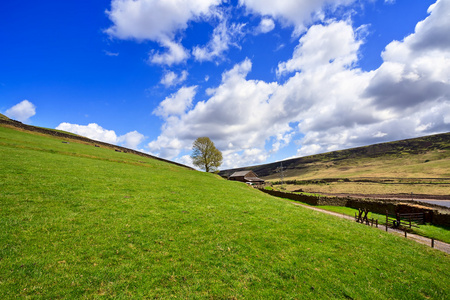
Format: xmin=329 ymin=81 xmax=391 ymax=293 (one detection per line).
xmin=259 ymin=188 xmax=450 ymax=226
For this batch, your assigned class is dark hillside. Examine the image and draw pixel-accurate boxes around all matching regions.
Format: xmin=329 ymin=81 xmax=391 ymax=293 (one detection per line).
xmin=219 ymin=132 xmax=450 ymax=179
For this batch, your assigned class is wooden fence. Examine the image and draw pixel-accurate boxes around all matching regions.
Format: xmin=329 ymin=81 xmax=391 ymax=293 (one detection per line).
xmin=385 ymin=210 xmax=425 ymax=229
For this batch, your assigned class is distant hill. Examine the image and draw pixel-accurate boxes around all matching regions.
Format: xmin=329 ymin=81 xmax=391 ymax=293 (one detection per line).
xmin=219 ymin=132 xmax=450 ymax=180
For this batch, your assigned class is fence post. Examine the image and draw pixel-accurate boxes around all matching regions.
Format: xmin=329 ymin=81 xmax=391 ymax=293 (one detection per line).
xmin=386 ymin=210 xmax=388 ymax=232
xmin=431 ymin=238 xmax=435 ymax=248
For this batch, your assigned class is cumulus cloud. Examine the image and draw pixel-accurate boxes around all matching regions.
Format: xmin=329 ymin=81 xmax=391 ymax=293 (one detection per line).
xmin=106 ymin=0 xmax=221 ymax=40
xmin=153 ymin=86 xmax=197 ymax=118
xmin=409 ymin=0 xmax=450 ymax=51
xmin=5 ymin=100 xmax=36 ymax=123
xmin=56 ymin=123 xmax=118 ymax=144
xmin=239 ymin=0 xmax=356 ymax=35
xmin=149 ymin=39 xmax=190 ymax=66
xmin=147 ymin=58 xmax=285 ymax=167
xmin=148 ymin=1 xmax=450 ymax=168
xmin=160 ymin=70 xmax=188 ymax=87
xmin=277 ymin=21 xmax=362 ymax=75
xmin=56 ymin=122 xmax=146 ymax=150
xmin=365 ymin=0 xmax=450 ymax=112
xmin=193 ymin=20 xmax=246 ymax=62
xmin=256 ymin=18 xmax=275 ymax=34
xmin=291 ymin=1 xmax=450 ymax=155
xmin=106 ymin=0 xmax=221 ymax=65
xmin=117 ymin=130 xmax=146 ymax=149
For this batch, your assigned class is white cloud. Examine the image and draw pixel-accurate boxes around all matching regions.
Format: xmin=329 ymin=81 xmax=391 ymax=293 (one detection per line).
xmin=289 ymin=1 xmax=450 ymax=156
xmin=117 ymin=130 xmax=146 ymax=149
xmin=148 ymin=2 xmax=450 ymax=168
xmin=106 ymin=0 xmax=221 ymax=65
xmin=104 ymin=50 xmax=119 ymax=56
xmin=365 ymin=0 xmax=450 ymax=112
xmin=56 ymin=122 xmax=146 ymax=149
xmin=256 ymin=18 xmax=275 ymax=34
xmin=176 ymin=154 xmax=196 ymax=168
xmin=160 ymin=70 xmax=188 ymax=87
xmin=106 ymin=0 xmax=221 ymax=41
xmin=373 ymin=131 xmax=387 ymax=138
xmin=56 ymin=123 xmax=119 ymax=144
xmin=153 ymin=86 xmax=197 ymax=118
xmin=277 ymin=21 xmax=362 ymax=75
xmin=239 ymin=0 xmax=356 ymax=35
xmin=150 ymin=39 xmax=189 ymax=66
xmin=296 ymin=144 xmax=322 ymax=157
xmin=5 ymin=100 xmax=36 ymax=123
xmin=222 ymin=148 xmax=269 ymax=169
xmin=193 ymin=20 xmax=246 ymax=62
xmin=147 ymin=58 xmax=284 ymax=167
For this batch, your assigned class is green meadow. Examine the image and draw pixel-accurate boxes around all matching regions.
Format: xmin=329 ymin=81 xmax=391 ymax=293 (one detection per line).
xmin=315 ymin=206 xmax=450 ymax=244
xmin=1 ymin=125 xmax=449 ymax=299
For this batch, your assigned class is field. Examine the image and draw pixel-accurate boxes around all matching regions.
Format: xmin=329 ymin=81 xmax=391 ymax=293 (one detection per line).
xmin=274 ymin=150 xmax=450 ymax=181
xmin=282 ymin=181 xmax=450 ymax=196
xmin=1 ymin=125 xmax=449 ymax=299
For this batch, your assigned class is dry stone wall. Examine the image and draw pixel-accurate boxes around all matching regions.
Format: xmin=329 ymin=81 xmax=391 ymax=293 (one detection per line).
xmin=259 ymin=188 xmax=450 ymax=226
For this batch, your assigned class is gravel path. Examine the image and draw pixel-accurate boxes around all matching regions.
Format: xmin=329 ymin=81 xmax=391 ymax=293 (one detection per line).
xmin=292 ymin=202 xmax=450 ymax=255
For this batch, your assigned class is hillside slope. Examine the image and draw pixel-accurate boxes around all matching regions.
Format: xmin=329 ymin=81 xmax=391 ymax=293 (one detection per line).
xmin=0 ymin=113 xmax=10 ymax=120
xmin=1 ymin=124 xmax=449 ymax=298
xmin=220 ymin=132 xmax=450 ymax=180
xmin=0 ymin=116 xmax=192 ymax=170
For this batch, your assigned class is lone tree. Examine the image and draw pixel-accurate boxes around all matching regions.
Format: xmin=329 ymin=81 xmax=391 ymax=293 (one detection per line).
xmin=191 ymin=137 xmax=223 ymax=172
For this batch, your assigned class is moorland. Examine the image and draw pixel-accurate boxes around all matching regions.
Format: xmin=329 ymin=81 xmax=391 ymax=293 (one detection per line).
xmin=220 ymin=132 xmax=450 ymax=201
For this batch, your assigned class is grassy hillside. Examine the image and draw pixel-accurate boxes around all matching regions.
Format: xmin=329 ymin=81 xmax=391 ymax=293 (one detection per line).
xmin=1 ymin=125 xmax=449 ymax=299
xmin=0 ymin=113 xmax=10 ymax=120
xmin=220 ymin=133 xmax=450 ymax=181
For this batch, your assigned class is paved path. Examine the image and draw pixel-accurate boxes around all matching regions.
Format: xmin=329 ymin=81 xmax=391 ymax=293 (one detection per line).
xmin=292 ymin=202 xmax=450 ymax=255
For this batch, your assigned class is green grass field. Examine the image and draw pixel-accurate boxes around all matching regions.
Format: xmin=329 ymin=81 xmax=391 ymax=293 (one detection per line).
xmin=1 ymin=125 xmax=449 ymax=299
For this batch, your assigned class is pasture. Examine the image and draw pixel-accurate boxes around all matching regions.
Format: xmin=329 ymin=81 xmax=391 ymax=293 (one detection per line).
xmin=1 ymin=125 xmax=449 ymax=299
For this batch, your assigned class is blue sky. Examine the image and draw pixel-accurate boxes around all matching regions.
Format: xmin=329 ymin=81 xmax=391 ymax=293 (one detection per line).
xmin=1 ymin=0 xmax=449 ymax=169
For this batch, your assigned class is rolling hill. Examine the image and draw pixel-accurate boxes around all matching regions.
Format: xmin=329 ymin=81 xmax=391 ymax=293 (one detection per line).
xmin=1 ymin=122 xmax=449 ymax=298
xmin=219 ymin=132 xmax=450 ymax=181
